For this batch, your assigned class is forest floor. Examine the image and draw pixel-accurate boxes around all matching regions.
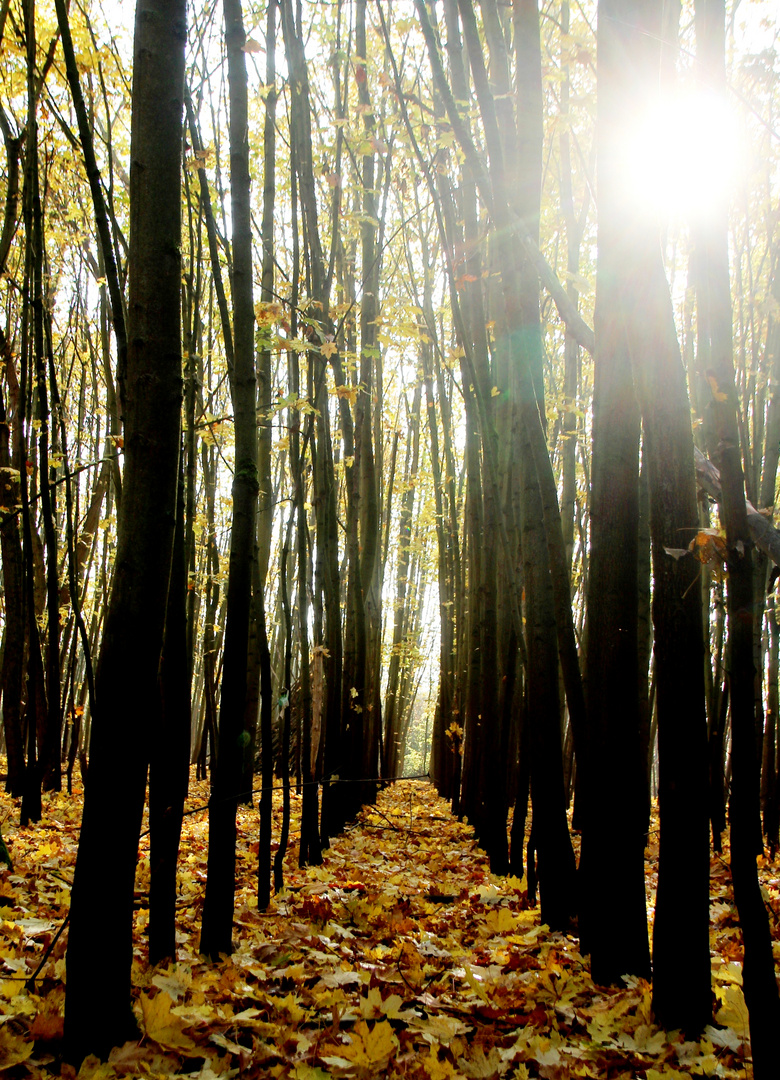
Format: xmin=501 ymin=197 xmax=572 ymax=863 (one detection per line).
xmin=0 ymin=771 xmax=777 ymax=1079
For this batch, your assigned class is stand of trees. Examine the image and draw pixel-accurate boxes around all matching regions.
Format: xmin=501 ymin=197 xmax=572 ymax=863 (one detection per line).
xmin=0 ymin=0 xmax=779 ymax=1070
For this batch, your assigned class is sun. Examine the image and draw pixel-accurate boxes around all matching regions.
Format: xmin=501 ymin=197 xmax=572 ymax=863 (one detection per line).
xmin=618 ymin=85 xmax=743 ymax=221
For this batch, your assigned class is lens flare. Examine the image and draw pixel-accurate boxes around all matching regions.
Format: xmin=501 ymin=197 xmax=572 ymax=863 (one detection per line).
xmin=618 ymin=87 xmax=743 ymax=220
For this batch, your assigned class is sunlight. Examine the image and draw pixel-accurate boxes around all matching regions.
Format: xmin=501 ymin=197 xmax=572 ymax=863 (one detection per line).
xmin=618 ymin=87 xmax=743 ymax=220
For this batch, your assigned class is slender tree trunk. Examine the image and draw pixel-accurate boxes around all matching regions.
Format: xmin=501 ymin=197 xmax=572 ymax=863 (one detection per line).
xmin=0 ymin=378 xmax=25 ymax=796
xmin=383 ymin=384 xmax=421 ymax=779
xmin=257 ymin=0 xmax=277 ymax=911
xmin=149 ymin=452 xmax=191 ymax=965
xmin=201 ymin=0 xmax=259 ymax=959
xmin=694 ymin=1 xmax=780 ymax=1067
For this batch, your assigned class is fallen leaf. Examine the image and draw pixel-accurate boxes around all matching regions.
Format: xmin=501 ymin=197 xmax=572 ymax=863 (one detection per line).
xmin=140 ymin=990 xmax=201 ymax=1053
xmin=0 ymin=1025 xmax=34 ymax=1071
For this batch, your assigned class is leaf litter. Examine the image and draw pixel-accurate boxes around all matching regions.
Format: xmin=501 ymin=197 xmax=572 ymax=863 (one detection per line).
xmin=0 ymin=773 xmax=777 ymax=1079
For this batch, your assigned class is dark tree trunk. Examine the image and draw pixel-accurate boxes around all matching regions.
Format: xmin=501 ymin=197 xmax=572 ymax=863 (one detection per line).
xmin=0 ymin=390 xmax=25 ymax=796
xmin=200 ymin=0 xmax=259 ymax=959
xmin=257 ymin=0 xmax=277 ymax=911
xmin=580 ymin=0 xmax=651 ymax=984
xmin=383 ymin=385 xmax=421 ymax=779
xmin=149 ymin=452 xmax=191 ymax=966
xmin=694 ymin=1 xmax=780 ymax=1068
xmin=64 ymin=0 xmax=186 ymax=1058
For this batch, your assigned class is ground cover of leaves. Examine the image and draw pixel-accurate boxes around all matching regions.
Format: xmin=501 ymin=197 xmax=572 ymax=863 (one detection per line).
xmin=0 ymin=773 xmax=778 ymax=1079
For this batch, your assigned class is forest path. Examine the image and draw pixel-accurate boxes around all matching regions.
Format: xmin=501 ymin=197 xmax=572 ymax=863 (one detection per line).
xmin=0 ymin=774 xmax=762 ymax=1078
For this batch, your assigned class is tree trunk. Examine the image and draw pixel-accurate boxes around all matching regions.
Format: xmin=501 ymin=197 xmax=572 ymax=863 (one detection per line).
xmin=201 ymin=0 xmax=259 ymax=959
xmin=64 ymin=0 xmax=186 ymax=1057
xmin=694 ymin=1 xmax=780 ymax=1068
xmin=580 ymin=0 xmax=651 ymax=984
xmin=149 ymin=452 xmax=191 ymax=965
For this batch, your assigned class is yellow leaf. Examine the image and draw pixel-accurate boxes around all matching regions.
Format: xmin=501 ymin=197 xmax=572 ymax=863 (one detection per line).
xmin=706 ymin=373 xmax=728 ymax=402
xmin=243 ymin=37 xmax=262 ymax=53
xmin=334 ymin=384 xmax=359 ymax=405
xmin=485 ymin=907 xmax=516 ymax=935
xmin=423 ymin=1049 xmax=459 ymax=1079
xmin=76 ymin=1054 xmax=115 ymax=1079
xmin=463 ymin=965 xmax=491 ymax=1003
xmin=321 ymin=341 xmax=338 ymax=359
xmin=530 ymin=1036 xmax=560 ymax=1066
xmin=293 ymin=1066 xmax=332 ymax=1080
xmin=267 ymin=992 xmax=305 ymax=1026
xmin=458 ymin=1045 xmax=506 ymax=1078
xmin=491 ymin=386 xmax=501 ymax=397
xmin=713 ymin=960 xmax=743 ymax=985
xmin=0 ymin=1025 xmax=33 ymax=1071
xmin=410 ymin=1013 xmax=468 ymax=1045
xmin=359 ymin=985 xmax=384 ymax=1017
xmin=140 ymin=991 xmax=200 ymax=1053
xmin=359 ymin=986 xmax=405 ymax=1019
xmin=715 ymin=984 xmax=750 ymax=1038
xmin=340 ymin=1019 xmax=398 ymax=1068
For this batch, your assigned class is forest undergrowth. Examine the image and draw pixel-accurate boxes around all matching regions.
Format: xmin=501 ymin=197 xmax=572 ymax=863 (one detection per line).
xmin=0 ymin=770 xmax=777 ymax=1079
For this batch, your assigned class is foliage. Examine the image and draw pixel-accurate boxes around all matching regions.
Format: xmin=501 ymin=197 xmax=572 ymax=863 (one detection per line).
xmin=0 ymin=775 xmax=770 ymax=1078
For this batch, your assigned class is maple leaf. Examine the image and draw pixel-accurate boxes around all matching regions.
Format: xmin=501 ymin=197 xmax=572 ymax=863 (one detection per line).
xmin=0 ymin=1025 xmax=33 ymax=1071
xmin=267 ymin=991 xmax=306 ymax=1026
xmin=151 ymin=965 xmax=191 ymax=1002
xmin=140 ymin=990 xmax=201 ymax=1054
xmin=714 ymin=983 xmax=750 ymax=1037
xmin=530 ymin=1036 xmax=561 ymax=1066
xmin=71 ymin=1053 xmax=116 ymax=1078
xmin=409 ymin=1013 xmax=468 ymax=1046
xmin=458 ymin=1044 xmax=507 ymax=1078
xmin=336 ymin=1018 xmax=398 ymax=1070
xmin=293 ymin=1067 xmax=332 ymax=1080
xmin=485 ymin=907 xmax=517 ymax=936
xmin=704 ymin=1023 xmax=741 ymax=1051
xmin=423 ymin=1049 xmax=460 ymax=1079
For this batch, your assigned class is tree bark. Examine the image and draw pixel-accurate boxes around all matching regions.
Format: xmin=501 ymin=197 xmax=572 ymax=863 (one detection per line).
xmin=201 ymin=0 xmax=259 ymax=958
xmin=64 ymin=0 xmax=186 ymax=1057
xmin=580 ymin=0 xmax=651 ymax=984
xmin=694 ymin=0 xmax=780 ymax=1068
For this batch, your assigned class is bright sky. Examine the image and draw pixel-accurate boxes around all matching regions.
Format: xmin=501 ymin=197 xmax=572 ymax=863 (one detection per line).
xmin=614 ymin=0 xmax=778 ymax=220
xmin=90 ymin=0 xmax=778 ymax=221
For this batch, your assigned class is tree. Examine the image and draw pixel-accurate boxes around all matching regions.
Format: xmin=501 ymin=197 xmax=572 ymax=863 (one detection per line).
xmin=579 ymin=0 xmax=651 ymax=985
xmin=694 ymin=0 xmax=780 ymax=1069
xmin=609 ymin=1 xmax=711 ymax=1030
xmin=200 ymin=0 xmax=259 ymax=959
xmin=64 ymin=0 xmax=186 ymax=1059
